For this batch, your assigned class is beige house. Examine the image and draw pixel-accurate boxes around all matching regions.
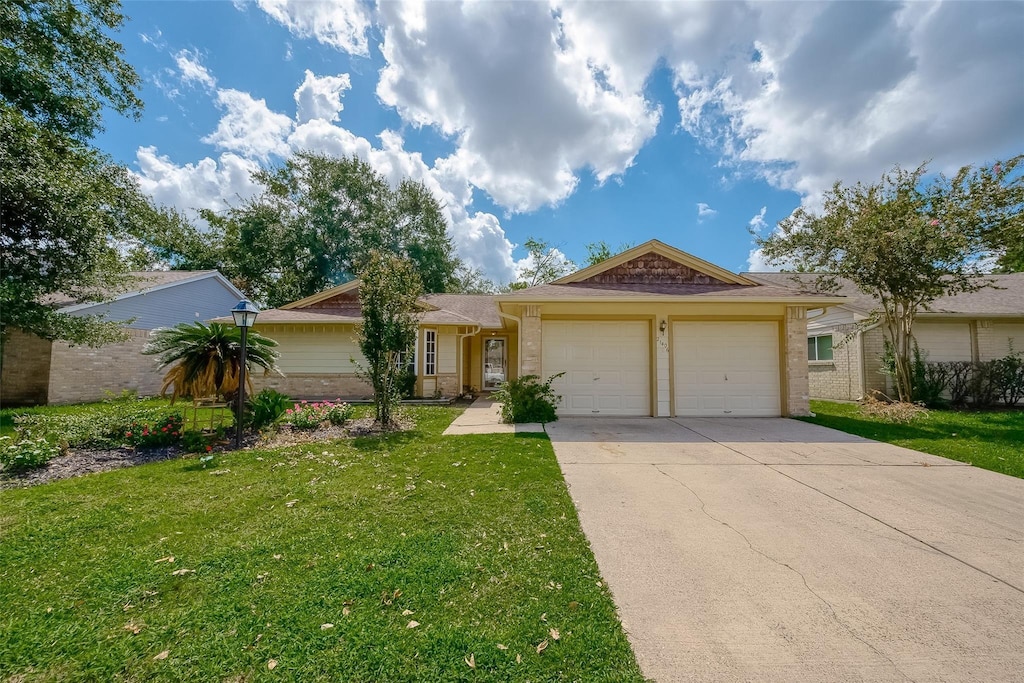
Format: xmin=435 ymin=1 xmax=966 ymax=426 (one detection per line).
xmin=746 ymin=273 xmax=1024 ymax=401
xmin=253 ymin=240 xmax=844 ymax=417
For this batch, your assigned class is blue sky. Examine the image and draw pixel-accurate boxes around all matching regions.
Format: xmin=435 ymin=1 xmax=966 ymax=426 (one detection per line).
xmin=99 ymin=1 xmax=1023 ymax=283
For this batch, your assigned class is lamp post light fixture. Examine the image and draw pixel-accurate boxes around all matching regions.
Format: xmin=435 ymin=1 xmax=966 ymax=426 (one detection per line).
xmin=230 ymin=299 xmax=260 ymax=449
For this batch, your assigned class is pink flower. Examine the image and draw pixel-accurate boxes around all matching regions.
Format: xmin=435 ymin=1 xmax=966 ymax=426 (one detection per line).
xmin=994 ymin=163 xmax=1002 ymax=174
xmin=126 ymin=432 xmax=132 ymax=437
xmin=161 ymin=427 xmax=168 ymax=432
xmin=930 ymin=219 xmax=940 ymax=226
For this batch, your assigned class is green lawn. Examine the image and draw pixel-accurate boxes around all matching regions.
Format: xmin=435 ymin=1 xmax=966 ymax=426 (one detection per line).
xmin=0 ymin=406 xmax=643 ymax=682
xmin=801 ymin=400 xmax=1024 ymax=478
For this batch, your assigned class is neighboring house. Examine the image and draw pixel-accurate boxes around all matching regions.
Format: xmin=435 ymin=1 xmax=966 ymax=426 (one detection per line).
xmin=1 ymin=271 xmax=245 ymax=406
xmin=745 ymin=272 xmax=1024 ymax=401
xmin=250 ymin=240 xmax=843 ymax=417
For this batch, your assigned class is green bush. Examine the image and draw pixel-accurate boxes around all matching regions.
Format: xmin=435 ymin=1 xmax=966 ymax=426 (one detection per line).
xmin=246 ymin=389 xmax=292 ymax=430
xmin=181 ymin=430 xmax=218 ymax=454
xmin=494 ymin=373 xmax=564 ymax=424
xmin=326 ymin=402 xmax=353 ymax=426
xmin=284 ymin=400 xmax=352 ymax=429
xmin=397 ymin=367 xmax=417 ymax=399
xmin=122 ymin=414 xmax=184 ymax=448
xmin=0 ymin=436 xmax=61 ymax=472
xmin=15 ymin=402 xmax=184 ymax=449
xmin=993 ymin=353 xmax=1024 ymax=406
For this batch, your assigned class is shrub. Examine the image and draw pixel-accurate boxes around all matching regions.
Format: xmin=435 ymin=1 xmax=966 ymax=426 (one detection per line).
xmin=284 ymin=400 xmax=352 ymax=430
xmin=0 ymin=436 xmax=61 ymax=472
xmin=247 ymin=389 xmax=292 ymax=430
xmin=181 ymin=430 xmax=218 ymax=454
xmin=992 ymin=353 xmax=1024 ymax=406
xmin=122 ymin=414 xmax=184 ymax=448
xmin=397 ymin=367 xmax=417 ymax=399
xmin=945 ymin=361 xmax=974 ymax=406
xmin=16 ymin=402 xmax=184 ymax=449
xmin=494 ymin=373 xmax=564 ymax=424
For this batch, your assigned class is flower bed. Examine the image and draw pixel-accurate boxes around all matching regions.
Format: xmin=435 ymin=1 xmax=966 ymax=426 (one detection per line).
xmin=284 ymin=401 xmax=353 ymax=429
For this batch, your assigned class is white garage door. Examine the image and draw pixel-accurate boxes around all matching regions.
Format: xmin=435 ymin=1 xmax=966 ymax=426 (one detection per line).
xmin=542 ymin=320 xmax=650 ymax=416
xmin=673 ymin=321 xmax=781 ymax=417
xmin=912 ymin=322 xmax=972 ymax=362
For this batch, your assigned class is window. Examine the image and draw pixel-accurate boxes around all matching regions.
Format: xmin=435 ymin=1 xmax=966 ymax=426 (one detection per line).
xmin=395 ymin=348 xmax=416 ymax=374
xmin=423 ymin=329 xmax=436 ymax=376
xmin=808 ymin=334 xmax=834 ymax=361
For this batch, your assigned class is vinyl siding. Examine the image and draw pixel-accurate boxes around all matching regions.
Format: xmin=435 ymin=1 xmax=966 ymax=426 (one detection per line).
xmin=912 ymin=322 xmax=972 ymax=362
xmin=71 ymin=276 xmax=241 ymax=330
xmin=257 ymin=325 xmax=365 ymax=374
xmin=990 ymin=323 xmax=1024 ymax=357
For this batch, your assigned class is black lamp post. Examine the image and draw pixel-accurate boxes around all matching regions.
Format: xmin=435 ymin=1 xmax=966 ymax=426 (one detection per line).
xmin=230 ymin=299 xmax=260 ymax=449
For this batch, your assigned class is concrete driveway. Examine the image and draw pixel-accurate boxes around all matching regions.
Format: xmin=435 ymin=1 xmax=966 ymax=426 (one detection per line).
xmin=546 ymin=417 xmax=1024 ymax=682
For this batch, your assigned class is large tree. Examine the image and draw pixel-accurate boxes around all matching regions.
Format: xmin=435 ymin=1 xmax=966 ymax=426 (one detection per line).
xmin=583 ymin=240 xmax=635 ymax=267
xmin=756 ymin=158 xmax=1022 ymax=402
xmin=356 ymin=250 xmax=423 ymax=428
xmin=507 ymin=237 xmax=576 ymax=290
xmin=0 ymin=0 xmax=161 ymax=347
xmin=144 ymin=153 xmax=461 ymax=307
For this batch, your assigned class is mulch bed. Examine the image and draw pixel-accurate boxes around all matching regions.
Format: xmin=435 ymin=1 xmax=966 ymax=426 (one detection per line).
xmin=1 ymin=418 xmax=410 ymax=490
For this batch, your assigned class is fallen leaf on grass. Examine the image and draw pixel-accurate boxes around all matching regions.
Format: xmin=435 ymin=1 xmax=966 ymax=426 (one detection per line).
xmin=273 ymin=554 xmax=282 ymax=560
xmin=123 ymin=622 xmax=143 ymax=635
xmin=540 ymin=612 xmax=547 ymax=622
xmin=285 ymin=500 xmax=299 ymax=508
xmin=401 ymin=609 xmax=414 ymax=616
xmin=516 ymin=654 xmax=522 ymax=664
xmin=342 ymin=606 xmax=350 ymax=616
xmin=321 ymin=623 xmax=334 ymax=630
xmin=267 ymin=659 xmax=277 ymax=670
xmin=465 ymin=653 xmax=476 ymax=669
xmin=153 ymin=650 xmax=169 ymax=660
xmin=549 ymin=628 xmax=560 ymax=641
xmin=407 ymin=621 xmax=420 ymax=629
xmin=496 ymin=644 xmax=508 ymax=651
xmin=536 ymin=640 xmax=548 ymax=654
xmin=154 ymin=556 xmax=174 ymax=564
xmin=568 ymin=601 xmax=579 ymax=611
xmin=171 ymin=569 xmax=195 ymax=576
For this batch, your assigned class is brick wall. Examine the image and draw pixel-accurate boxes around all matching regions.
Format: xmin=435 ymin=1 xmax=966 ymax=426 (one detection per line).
xmin=521 ymin=305 xmax=542 ymax=377
xmin=807 ymin=324 xmax=863 ymax=401
xmin=251 ymin=373 xmax=372 ymax=400
xmin=861 ymin=327 xmax=889 ymax=397
xmin=47 ymin=329 xmax=165 ymax=404
xmin=784 ymin=307 xmax=811 ymax=416
xmin=0 ymin=329 xmax=52 ymax=406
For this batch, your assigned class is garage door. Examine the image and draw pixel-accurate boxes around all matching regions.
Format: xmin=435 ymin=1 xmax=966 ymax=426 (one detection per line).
xmin=542 ymin=320 xmax=650 ymax=416
xmin=673 ymin=321 xmax=781 ymax=417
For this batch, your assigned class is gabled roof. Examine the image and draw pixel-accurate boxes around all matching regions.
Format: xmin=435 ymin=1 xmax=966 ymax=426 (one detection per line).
xmin=53 ymin=271 xmax=244 ymax=312
xmin=554 ymin=239 xmax=759 ymax=287
xmin=744 ymin=272 xmax=1024 ymax=317
xmin=279 ymin=280 xmax=360 ymax=310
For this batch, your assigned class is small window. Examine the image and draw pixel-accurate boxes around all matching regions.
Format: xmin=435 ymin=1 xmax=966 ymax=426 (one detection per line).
xmin=395 ymin=348 xmax=416 ymax=374
xmin=423 ymin=329 xmax=437 ymax=376
xmin=808 ymin=334 xmax=834 ymax=361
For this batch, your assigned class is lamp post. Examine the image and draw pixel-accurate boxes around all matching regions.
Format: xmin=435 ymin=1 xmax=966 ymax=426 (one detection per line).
xmin=230 ymin=299 xmax=260 ymax=449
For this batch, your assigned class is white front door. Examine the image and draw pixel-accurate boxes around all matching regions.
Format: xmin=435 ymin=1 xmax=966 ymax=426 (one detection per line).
xmin=483 ymin=338 xmax=507 ymax=389
xmin=673 ymin=321 xmax=781 ymax=417
xmin=542 ymin=320 xmax=650 ymax=416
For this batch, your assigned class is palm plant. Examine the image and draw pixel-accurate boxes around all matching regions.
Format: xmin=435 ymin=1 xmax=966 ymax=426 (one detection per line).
xmin=143 ymin=322 xmax=281 ymax=403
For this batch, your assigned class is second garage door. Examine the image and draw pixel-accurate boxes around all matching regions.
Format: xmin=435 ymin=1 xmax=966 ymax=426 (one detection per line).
xmin=542 ymin=320 xmax=650 ymax=416
xmin=673 ymin=321 xmax=781 ymax=417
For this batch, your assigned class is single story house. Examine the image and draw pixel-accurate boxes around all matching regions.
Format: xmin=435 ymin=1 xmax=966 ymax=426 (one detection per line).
xmin=745 ymin=272 xmax=1024 ymax=401
xmin=1 ymin=271 xmax=245 ymax=406
xmin=251 ymin=240 xmax=845 ymax=417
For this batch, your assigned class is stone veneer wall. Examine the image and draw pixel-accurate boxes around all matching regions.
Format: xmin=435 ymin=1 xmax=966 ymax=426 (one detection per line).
xmin=48 ymin=329 xmax=165 ymax=404
xmin=807 ymin=324 xmax=864 ymax=401
xmin=784 ymin=307 xmax=811 ymax=416
xmin=1 ymin=329 xmax=53 ymax=406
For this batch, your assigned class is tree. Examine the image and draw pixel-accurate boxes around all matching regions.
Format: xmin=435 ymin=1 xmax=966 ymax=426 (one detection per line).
xmin=1 ymin=0 xmax=155 ymax=348
xmin=356 ymin=251 xmax=423 ymax=427
xmin=584 ymin=240 xmax=635 ymax=267
xmin=508 ymin=237 xmax=576 ymax=290
xmin=142 ymin=322 xmax=281 ymax=409
xmin=756 ymin=158 xmax=1022 ymax=402
xmin=450 ymin=265 xmax=499 ymax=294
xmin=143 ymin=153 xmax=461 ymax=307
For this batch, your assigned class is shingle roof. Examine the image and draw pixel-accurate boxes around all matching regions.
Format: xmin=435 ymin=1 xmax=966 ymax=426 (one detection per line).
xmin=498 ymin=281 xmax=845 ymax=301
xmin=421 ymin=294 xmax=502 ymax=328
xmin=252 ymin=294 xmax=502 ymax=327
xmin=743 ymin=272 xmax=1024 ymax=316
xmin=45 ymin=271 xmax=219 ymax=308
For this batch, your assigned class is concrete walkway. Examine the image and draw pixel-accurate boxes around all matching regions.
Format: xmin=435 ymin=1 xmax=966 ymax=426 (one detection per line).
xmin=442 ymin=396 xmax=545 ymax=435
xmin=548 ymin=417 xmax=1024 ymax=683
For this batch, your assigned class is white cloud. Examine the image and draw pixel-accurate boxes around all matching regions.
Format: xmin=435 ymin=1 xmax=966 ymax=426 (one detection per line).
xmin=696 ymin=202 xmax=718 ymax=220
xmin=134 ymin=146 xmax=262 ymax=216
xmin=201 ymin=89 xmax=294 ymax=162
xmin=139 ymin=29 xmax=165 ymax=49
xmin=174 ymin=49 xmax=217 ymax=91
xmin=293 ymin=70 xmax=351 ymax=124
xmin=375 ymin=1 xmax=661 ymax=212
xmin=748 ymin=206 xmax=767 ymax=233
xmin=253 ymin=0 xmax=370 ymax=56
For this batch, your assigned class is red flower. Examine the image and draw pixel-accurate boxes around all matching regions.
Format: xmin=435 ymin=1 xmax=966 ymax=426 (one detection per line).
xmin=172 ymin=431 xmax=179 ymax=436
xmin=126 ymin=432 xmax=132 ymax=437
xmin=205 ymin=445 xmax=213 ymax=452
xmin=161 ymin=426 xmax=168 ymax=432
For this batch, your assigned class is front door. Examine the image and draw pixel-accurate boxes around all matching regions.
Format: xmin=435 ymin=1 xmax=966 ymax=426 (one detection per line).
xmin=483 ymin=338 xmax=507 ymax=389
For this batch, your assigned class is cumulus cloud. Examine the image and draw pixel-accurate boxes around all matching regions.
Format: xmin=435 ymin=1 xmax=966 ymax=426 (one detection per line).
xmin=293 ymin=70 xmax=351 ymax=124
xmin=253 ymin=0 xmax=370 ymax=56
xmin=174 ymin=49 xmax=217 ymax=91
xmin=201 ymin=89 xmax=294 ymax=161
xmin=748 ymin=206 xmax=767 ymax=233
xmin=134 ymin=146 xmax=262 ymax=216
xmin=696 ymin=202 xmax=717 ymax=220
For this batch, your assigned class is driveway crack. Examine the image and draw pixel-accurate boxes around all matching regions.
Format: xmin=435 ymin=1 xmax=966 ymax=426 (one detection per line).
xmin=653 ymin=464 xmax=916 ymax=683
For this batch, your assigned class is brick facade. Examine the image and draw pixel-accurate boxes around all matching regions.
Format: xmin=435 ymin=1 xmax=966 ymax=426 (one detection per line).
xmin=0 ymin=330 xmax=53 ymax=406
xmin=520 ymin=305 xmax=542 ymax=377
xmin=251 ymin=373 xmax=372 ymax=400
xmin=47 ymin=329 xmax=165 ymax=404
xmin=784 ymin=307 xmax=811 ymax=416
xmin=807 ymin=324 xmax=864 ymax=401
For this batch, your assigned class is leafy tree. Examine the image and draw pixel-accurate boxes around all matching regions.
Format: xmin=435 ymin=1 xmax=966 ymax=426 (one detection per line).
xmin=144 ymin=153 xmax=460 ymax=307
xmin=1 ymin=0 xmax=158 ymax=350
xmin=356 ymin=251 xmax=423 ymax=427
xmin=507 ymin=237 xmax=576 ymax=290
xmin=584 ymin=240 xmax=635 ymax=267
xmin=451 ymin=265 xmax=499 ymax=294
xmin=757 ymin=159 xmax=1021 ymax=402
xmin=143 ymin=322 xmax=281 ymax=409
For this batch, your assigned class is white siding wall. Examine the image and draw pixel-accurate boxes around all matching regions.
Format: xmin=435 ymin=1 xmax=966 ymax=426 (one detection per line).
xmin=912 ymin=322 xmax=972 ymax=362
xmin=991 ymin=324 xmax=1024 ymax=357
xmin=259 ymin=325 xmax=365 ymax=374
xmin=72 ymin=276 xmax=241 ymax=330
xmin=439 ymin=330 xmax=458 ymax=374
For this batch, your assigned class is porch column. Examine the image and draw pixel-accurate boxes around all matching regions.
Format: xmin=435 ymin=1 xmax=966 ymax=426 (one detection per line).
xmin=785 ymin=307 xmax=811 ymax=416
xmin=521 ymin=305 xmax=542 ymax=377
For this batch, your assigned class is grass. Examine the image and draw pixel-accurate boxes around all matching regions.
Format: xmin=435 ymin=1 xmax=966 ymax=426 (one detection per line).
xmin=801 ymin=400 xmax=1024 ymax=479
xmin=0 ymin=397 xmax=233 ymax=437
xmin=0 ymin=405 xmax=643 ymax=682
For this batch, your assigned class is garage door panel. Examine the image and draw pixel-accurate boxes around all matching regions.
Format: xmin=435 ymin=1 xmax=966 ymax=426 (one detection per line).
xmin=543 ymin=320 xmax=650 ymax=416
xmin=673 ymin=321 xmax=781 ymax=417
